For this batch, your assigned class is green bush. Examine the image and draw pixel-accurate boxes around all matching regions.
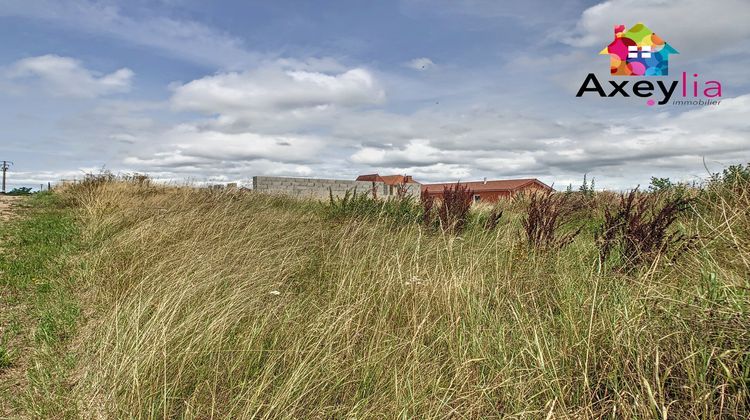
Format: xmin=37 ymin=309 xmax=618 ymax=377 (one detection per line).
xmin=323 ymin=187 xmax=422 ymax=225
xmin=7 ymin=187 xmax=33 ymax=196
xmin=718 ymin=163 xmax=750 ymax=186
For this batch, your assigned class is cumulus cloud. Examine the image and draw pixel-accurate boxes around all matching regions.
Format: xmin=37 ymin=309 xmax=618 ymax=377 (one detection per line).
xmin=562 ymin=0 xmax=750 ymax=58
xmin=124 ymin=124 xmax=327 ymax=167
xmin=370 ymin=163 xmax=473 ymax=183
xmin=170 ymin=66 xmax=385 ymax=127
xmin=6 ymin=169 xmax=96 ymax=185
xmin=114 ymin=87 xmax=750 ymax=189
xmin=8 ymin=50 xmax=746 ymax=190
xmin=351 ymin=139 xmax=461 ymax=166
xmin=344 ymin=95 xmax=750 ymax=187
xmin=3 ymin=0 xmax=749 ymax=191
xmin=172 ymin=67 xmax=384 ymax=112
xmin=4 ymin=55 xmax=133 ymax=98
xmin=405 ymin=58 xmax=435 ymax=71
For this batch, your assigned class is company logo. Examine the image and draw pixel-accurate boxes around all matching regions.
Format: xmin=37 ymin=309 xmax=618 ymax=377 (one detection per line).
xmin=577 ymin=22 xmax=722 ymax=107
xmin=599 ymin=23 xmax=677 ymax=76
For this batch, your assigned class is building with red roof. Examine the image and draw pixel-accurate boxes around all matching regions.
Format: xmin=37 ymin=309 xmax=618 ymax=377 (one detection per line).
xmin=356 ymin=174 xmax=418 ymax=185
xmin=356 ymin=174 xmax=420 ymax=196
xmin=422 ymin=178 xmax=553 ymax=203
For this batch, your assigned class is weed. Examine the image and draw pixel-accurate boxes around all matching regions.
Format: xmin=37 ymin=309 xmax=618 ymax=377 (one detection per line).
xmin=435 ymin=182 xmax=473 ymax=233
xmin=420 ymin=191 xmax=436 ymax=227
xmin=522 ymin=191 xmax=581 ymax=250
xmin=596 ymin=188 xmax=694 ymax=270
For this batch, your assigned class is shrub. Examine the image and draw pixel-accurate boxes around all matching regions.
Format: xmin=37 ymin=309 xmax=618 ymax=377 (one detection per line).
xmin=122 ymin=173 xmax=151 ymax=186
xmin=648 ymin=177 xmax=693 ymax=201
xmin=420 ymin=192 xmax=436 ymax=227
xmin=325 ymin=187 xmax=421 ymax=225
xmin=579 ymin=173 xmax=596 ymax=198
xmin=326 ymin=188 xmax=381 ymax=219
xmin=648 ymin=176 xmax=673 ymax=192
xmin=522 ymin=191 xmax=581 ymax=250
xmin=7 ymin=187 xmax=33 ymax=196
xmin=437 ymin=183 xmax=474 ymax=233
xmin=419 ymin=183 xmax=476 ymax=234
xmin=718 ymin=163 xmax=750 ymax=187
xmin=596 ymin=188 xmax=694 ymax=270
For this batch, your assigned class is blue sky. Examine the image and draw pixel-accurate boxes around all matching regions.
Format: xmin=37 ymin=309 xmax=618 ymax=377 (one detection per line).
xmin=1 ymin=0 xmax=749 ymax=190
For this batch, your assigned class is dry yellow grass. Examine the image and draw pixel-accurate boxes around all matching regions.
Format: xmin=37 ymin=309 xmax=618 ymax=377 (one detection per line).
xmin=29 ymin=179 xmax=746 ymax=418
xmin=0 ymin=195 xmax=22 ymax=222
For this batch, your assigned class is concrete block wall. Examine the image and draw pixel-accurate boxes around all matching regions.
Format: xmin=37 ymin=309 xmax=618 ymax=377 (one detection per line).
xmin=383 ymin=183 xmax=421 ymax=198
xmin=252 ymin=176 xmax=421 ymax=200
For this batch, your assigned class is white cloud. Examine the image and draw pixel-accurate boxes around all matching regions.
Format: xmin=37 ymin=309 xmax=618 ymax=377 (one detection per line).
xmin=351 ymin=139 xmax=456 ymax=166
xmin=170 ymin=66 xmax=385 ymax=128
xmin=7 ymin=53 xmax=747 ymax=191
xmin=563 ymin=0 xmax=750 ymax=58
xmin=4 ymin=55 xmax=133 ymax=98
xmin=343 ymin=95 xmax=750 ymax=188
xmin=1 ymin=5 xmax=747 ymax=193
xmin=124 ymin=124 xmax=327 ymax=167
xmin=5 ymin=169 xmax=101 ymax=188
xmin=405 ymin=57 xmax=436 ymax=71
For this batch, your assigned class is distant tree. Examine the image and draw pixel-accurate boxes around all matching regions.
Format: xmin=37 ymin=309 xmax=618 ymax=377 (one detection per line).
xmin=720 ymin=163 xmax=750 ymax=186
xmin=649 ymin=177 xmax=673 ymax=192
xmin=7 ymin=187 xmax=32 ymax=196
xmin=579 ymin=174 xmax=588 ymax=194
xmin=579 ymin=174 xmax=595 ymax=197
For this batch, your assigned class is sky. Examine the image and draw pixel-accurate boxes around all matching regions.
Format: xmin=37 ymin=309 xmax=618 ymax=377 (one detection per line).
xmin=0 ymin=0 xmax=749 ymax=191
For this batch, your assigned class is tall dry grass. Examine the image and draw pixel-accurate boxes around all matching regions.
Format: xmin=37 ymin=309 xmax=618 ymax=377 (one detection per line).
xmin=60 ymin=179 xmax=748 ymax=418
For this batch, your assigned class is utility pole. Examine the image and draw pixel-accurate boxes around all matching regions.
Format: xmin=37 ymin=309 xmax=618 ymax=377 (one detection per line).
xmin=1 ymin=161 xmax=12 ymax=194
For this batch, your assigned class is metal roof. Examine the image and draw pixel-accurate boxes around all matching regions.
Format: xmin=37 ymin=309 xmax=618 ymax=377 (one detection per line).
xmin=422 ymin=178 xmax=552 ymax=193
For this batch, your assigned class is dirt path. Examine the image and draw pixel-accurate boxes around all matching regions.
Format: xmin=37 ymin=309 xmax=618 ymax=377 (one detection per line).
xmin=0 ymin=195 xmax=23 ymax=222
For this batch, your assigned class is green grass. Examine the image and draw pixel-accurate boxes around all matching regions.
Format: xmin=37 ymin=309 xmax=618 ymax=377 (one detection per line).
xmin=0 ymin=192 xmax=81 ymax=418
xmin=0 ymin=344 xmax=12 ymax=369
xmin=323 ymin=187 xmax=423 ymax=225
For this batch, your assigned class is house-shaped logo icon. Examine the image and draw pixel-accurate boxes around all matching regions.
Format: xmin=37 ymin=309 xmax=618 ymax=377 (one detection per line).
xmin=599 ymin=23 xmax=678 ymax=76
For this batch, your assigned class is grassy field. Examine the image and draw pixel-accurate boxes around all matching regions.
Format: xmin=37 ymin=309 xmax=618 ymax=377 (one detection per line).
xmin=1 ymin=174 xmax=748 ymax=418
xmin=0 ymin=193 xmax=80 ymax=418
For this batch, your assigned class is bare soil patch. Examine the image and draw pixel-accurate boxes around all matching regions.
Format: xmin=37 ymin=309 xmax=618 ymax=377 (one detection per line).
xmin=0 ymin=195 xmax=23 ymax=222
